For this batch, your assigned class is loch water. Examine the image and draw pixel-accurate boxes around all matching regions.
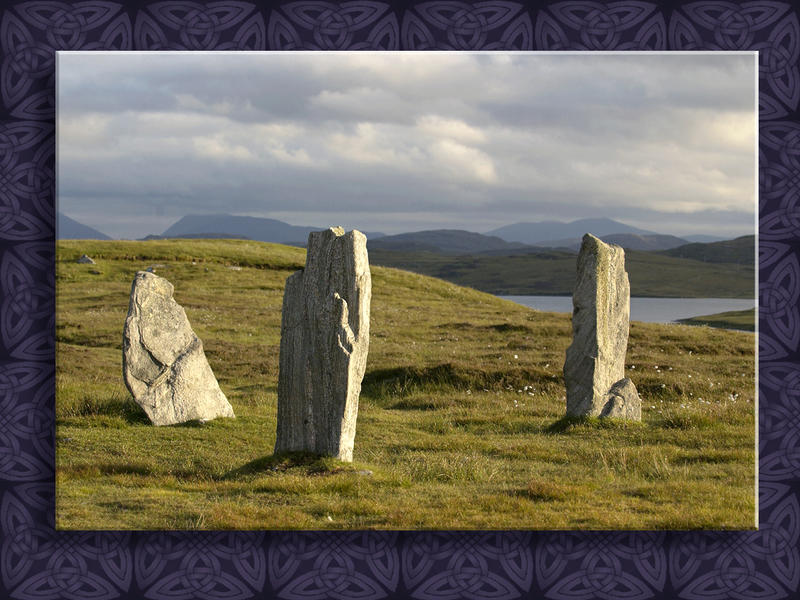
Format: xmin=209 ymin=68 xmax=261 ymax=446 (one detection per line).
xmin=500 ymin=296 xmax=755 ymax=325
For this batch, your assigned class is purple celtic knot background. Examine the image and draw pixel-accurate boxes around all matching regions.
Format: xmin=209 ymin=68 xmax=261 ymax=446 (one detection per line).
xmin=0 ymin=0 xmax=790 ymax=599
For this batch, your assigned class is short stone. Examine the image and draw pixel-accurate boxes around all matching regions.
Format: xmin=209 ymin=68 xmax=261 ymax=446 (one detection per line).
xmin=599 ymin=378 xmax=642 ymax=420
xmin=122 ymin=271 xmax=235 ymax=426
xmin=77 ymin=254 xmax=95 ymax=264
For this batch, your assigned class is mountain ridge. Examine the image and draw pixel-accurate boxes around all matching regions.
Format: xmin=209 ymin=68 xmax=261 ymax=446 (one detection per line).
xmin=367 ymin=229 xmax=534 ymax=255
xmin=57 ymin=213 xmax=111 ymax=240
xmin=486 ymin=218 xmax=655 ymax=245
xmin=535 ymin=233 xmax=690 ymax=252
xmin=162 ymin=214 xmax=385 ymax=244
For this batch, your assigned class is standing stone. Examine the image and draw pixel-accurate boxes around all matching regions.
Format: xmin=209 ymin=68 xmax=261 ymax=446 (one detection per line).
xmin=275 ymin=227 xmax=371 ymax=462
xmin=122 ymin=271 xmax=235 ymax=425
xmin=563 ymin=233 xmax=641 ymax=420
xmin=77 ymin=254 xmax=95 ymax=264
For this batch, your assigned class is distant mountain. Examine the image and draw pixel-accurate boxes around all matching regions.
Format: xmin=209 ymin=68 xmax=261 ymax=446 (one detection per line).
xmin=161 ymin=214 xmax=385 ymax=244
xmin=487 ymin=218 xmax=654 ymax=245
xmin=368 ymin=230 xmax=534 ymax=255
xmin=535 ymin=233 xmax=689 ymax=252
xmin=683 ymin=234 xmax=728 ymax=243
xmin=657 ymin=235 xmax=755 ymax=265
xmin=57 ymin=213 xmax=111 ymax=240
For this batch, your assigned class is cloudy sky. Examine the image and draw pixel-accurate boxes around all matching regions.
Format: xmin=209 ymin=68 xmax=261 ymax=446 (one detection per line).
xmin=57 ymin=52 xmax=756 ymax=240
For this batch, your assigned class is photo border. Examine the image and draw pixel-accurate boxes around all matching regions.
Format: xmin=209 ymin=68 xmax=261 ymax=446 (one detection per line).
xmin=0 ymin=1 xmax=796 ymax=599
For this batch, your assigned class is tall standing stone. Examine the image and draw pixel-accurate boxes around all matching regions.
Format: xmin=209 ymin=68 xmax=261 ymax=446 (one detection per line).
xmin=123 ymin=271 xmax=235 ymax=425
xmin=563 ymin=234 xmax=641 ymax=420
xmin=275 ymin=227 xmax=371 ymax=462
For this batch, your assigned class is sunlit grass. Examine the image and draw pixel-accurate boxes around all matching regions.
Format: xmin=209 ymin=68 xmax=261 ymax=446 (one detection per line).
xmin=56 ymin=239 xmax=756 ymax=530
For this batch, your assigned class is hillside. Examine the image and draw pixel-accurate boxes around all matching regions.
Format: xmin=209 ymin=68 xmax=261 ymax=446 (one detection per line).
xmin=368 ymin=247 xmax=754 ymax=298
xmin=657 ymin=235 xmax=755 ymax=265
xmin=537 ymin=233 xmax=689 ymax=252
xmin=56 ymin=239 xmax=754 ymax=530
xmin=677 ymin=308 xmax=755 ymax=332
xmin=684 ymin=234 xmax=727 ymax=243
xmin=368 ymin=229 xmax=533 ymax=254
xmin=142 ymin=232 xmax=251 ymax=241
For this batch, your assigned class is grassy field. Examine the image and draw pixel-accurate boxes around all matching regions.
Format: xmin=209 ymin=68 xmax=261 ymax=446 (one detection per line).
xmin=56 ymin=239 xmax=756 ymax=530
xmin=677 ymin=308 xmax=755 ymax=331
xmin=368 ymin=247 xmax=754 ymax=297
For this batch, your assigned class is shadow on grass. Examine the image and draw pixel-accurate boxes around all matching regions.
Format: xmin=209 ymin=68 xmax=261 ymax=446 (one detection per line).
xmin=434 ymin=322 xmax=533 ymax=334
xmin=222 ymin=452 xmax=353 ymax=480
xmin=545 ymin=415 xmax=645 ymax=434
xmin=122 ymin=402 xmax=151 ymax=424
xmin=58 ymin=396 xmax=151 ymax=425
xmin=657 ymin=413 xmax=715 ymax=430
xmin=362 ymin=363 xmax=554 ymax=404
xmin=97 ymin=462 xmax=154 ymax=476
xmin=508 ymin=480 xmax=568 ymax=502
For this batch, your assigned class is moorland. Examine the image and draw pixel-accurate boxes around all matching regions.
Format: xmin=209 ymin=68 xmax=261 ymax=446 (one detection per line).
xmin=56 ymin=239 xmax=755 ymax=530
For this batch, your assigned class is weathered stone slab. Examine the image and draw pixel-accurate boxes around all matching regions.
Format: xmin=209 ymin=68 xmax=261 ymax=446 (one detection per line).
xmin=122 ymin=271 xmax=234 ymax=425
xmin=77 ymin=254 xmax=95 ymax=264
xmin=563 ymin=233 xmax=641 ymax=420
xmin=275 ymin=227 xmax=371 ymax=462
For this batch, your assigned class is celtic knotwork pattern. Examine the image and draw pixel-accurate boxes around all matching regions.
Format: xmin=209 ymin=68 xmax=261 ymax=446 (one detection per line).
xmin=761 ymin=254 xmax=800 ymax=353
xmin=0 ymin=122 xmax=53 ymax=258
xmin=761 ymin=325 xmax=791 ymax=361
xmin=670 ymin=495 xmax=799 ymax=599
xmin=535 ymin=532 xmax=665 ymax=599
xmin=1 ymin=489 xmax=131 ymax=598
xmin=670 ymin=2 xmax=798 ymax=118
xmin=136 ymin=532 xmax=265 ymax=599
xmin=401 ymin=532 xmax=532 ymax=599
xmin=758 ymin=12 xmax=800 ymax=116
xmin=0 ymin=159 xmax=53 ymax=243
xmin=760 ymin=150 xmax=797 ymax=219
xmin=680 ymin=0 xmax=788 ymax=48
xmin=761 ymin=363 xmax=800 ymax=480
xmin=401 ymin=1 xmax=532 ymax=49
xmin=269 ymin=532 xmax=398 ymax=599
xmin=13 ymin=1 xmax=123 ymax=49
xmin=269 ymin=1 xmax=398 ymax=49
xmin=1 ymin=250 xmax=51 ymax=354
xmin=535 ymin=1 xmax=665 ymax=50
xmin=1 ymin=2 xmax=130 ymax=112
xmin=137 ymin=1 xmax=265 ymax=50
xmin=0 ymin=237 xmax=54 ymax=369
xmin=761 ymin=121 xmax=800 ymax=238
xmin=0 ymin=360 xmax=51 ymax=482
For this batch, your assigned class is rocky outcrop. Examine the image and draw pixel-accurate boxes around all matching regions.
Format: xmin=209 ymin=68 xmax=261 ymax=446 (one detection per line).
xmin=563 ymin=234 xmax=641 ymax=420
xmin=122 ymin=271 xmax=234 ymax=425
xmin=275 ymin=227 xmax=371 ymax=462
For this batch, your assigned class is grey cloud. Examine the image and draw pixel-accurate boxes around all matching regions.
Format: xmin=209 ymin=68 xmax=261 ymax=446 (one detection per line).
xmin=57 ymin=51 xmax=756 ymax=240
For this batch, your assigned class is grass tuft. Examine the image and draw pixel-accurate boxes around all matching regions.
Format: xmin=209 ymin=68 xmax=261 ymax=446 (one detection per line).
xmin=546 ymin=415 xmax=645 ymax=434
